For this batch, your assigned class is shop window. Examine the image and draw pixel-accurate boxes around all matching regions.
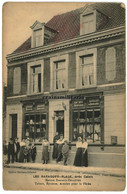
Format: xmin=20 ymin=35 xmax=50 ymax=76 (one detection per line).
xmin=72 ymin=108 xmax=101 ymax=143
xmin=30 ymin=65 xmax=41 ymax=94
xmin=106 ymin=47 xmax=116 ymax=81
xmin=76 ymin=49 xmax=96 ymax=89
xmin=13 ymin=67 xmax=21 ymax=94
xmin=80 ymin=11 xmax=96 ymax=35
xmin=24 ymin=113 xmax=47 ymax=142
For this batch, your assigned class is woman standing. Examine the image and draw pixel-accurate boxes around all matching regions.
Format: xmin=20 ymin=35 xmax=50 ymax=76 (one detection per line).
xmin=52 ymin=132 xmax=59 ymax=159
xmin=73 ymin=137 xmax=83 ymax=166
xmin=81 ymin=138 xmax=88 ymax=167
xmin=42 ymin=138 xmax=50 ymax=164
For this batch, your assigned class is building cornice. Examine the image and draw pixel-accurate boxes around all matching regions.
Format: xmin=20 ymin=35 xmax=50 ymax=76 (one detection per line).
xmin=6 ymin=26 xmax=125 ymax=63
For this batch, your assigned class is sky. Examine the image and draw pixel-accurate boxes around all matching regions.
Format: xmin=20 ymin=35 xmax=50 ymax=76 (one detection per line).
xmin=2 ymin=2 xmax=89 ymax=85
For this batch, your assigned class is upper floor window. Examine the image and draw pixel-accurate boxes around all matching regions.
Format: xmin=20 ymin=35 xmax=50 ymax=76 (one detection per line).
xmin=80 ymin=11 xmax=96 ymax=35
xmin=105 ymin=47 xmax=116 ymax=81
xmin=76 ymin=48 xmax=97 ymax=88
xmin=13 ymin=67 xmax=21 ymax=94
xmin=50 ymin=54 xmax=68 ymax=91
xmin=55 ymin=60 xmax=66 ymax=90
xmin=27 ymin=60 xmax=43 ymax=95
xmin=81 ymin=54 xmax=94 ymax=87
xmin=31 ymin=65 xmax=41 ymax=93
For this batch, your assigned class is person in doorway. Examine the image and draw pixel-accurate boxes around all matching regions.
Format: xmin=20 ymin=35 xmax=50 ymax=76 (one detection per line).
xmin=73 ymin=137 xmax=83 ymax=166
xmin=62 ymin=140 xmax=69 ymax=165
xmin=42 ymin=138 xmax=50 ymax=164
xmin=14 ymin=137 xmax=20 ymax=162
xmin=7 ymin=138 xmax=15 ymax=163
xmin=31 ymin=143 xmax=37 ymax=163
xmin=56 ymin=134 xmax=64 ymax=163
xmin=81 ymin=138 xmax=88 ymax=167
xmin=52 ymin=132 xmax=59 ymax=159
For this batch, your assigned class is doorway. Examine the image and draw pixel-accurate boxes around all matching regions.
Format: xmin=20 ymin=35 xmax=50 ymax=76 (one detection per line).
xmin=11 ymin=114 xmax=17 ymax=139
xmin=55 ymin=111 xmax=64 ymax=135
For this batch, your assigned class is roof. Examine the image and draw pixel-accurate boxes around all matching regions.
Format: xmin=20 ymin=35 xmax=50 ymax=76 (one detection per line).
xmin=13 ymin=3 xmax=125 ymax=54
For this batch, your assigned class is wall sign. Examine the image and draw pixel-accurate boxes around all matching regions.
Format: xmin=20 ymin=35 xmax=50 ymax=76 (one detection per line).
xmin=37 ymin=104 xmax=45 ymax=110
xmin=26 ymin=105 xmax=33 ymax=111
xmin=73 ymin=100 xmax=85 ymax=108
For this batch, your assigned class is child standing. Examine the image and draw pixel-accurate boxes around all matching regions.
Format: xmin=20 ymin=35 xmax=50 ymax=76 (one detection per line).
xmin=23 ymin=146 xmax=29 ymax=163
xmin=42 ymin=138 xmax=50 ymax=164
xmin=62 ymin=140 xmax=69 ymax=165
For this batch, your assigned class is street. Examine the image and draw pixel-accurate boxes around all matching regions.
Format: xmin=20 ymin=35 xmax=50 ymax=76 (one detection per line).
xmin=3 ymin=167 xmax=125 ymax=191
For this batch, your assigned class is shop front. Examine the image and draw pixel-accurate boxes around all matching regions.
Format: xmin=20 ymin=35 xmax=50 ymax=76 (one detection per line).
xmin=22 ymin=100 xmax=49 ymax=143
xmin=71 ymin=94 xmax=104 ymax=144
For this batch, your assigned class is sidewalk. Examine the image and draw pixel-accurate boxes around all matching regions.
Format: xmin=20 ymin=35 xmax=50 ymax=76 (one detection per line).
xmin=4 ymin=161 xmax=125 ymax=178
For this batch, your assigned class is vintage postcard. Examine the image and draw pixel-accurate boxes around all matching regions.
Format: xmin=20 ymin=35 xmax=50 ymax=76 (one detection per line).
xmin=2 ymin=2 xmax=126 ymax=191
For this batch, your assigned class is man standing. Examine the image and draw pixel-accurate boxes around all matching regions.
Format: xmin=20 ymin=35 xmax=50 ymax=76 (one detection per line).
xmin=14 ymin=137 xmax=20 ymax=162
xmin=7 ymin=138 xmax=15 ymax=163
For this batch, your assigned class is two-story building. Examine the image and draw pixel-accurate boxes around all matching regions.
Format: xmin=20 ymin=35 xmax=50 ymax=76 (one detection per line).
xmin=5 ymin=3 xmax=125 ymax=168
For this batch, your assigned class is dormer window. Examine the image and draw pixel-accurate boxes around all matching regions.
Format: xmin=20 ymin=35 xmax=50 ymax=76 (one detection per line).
xmin=80 ymin=11 xmax=96 ymax=35
xmin=34 ymin=29 xmax=42 ymax=47
xmin=30 ymin=21 xmax=45 ymax=48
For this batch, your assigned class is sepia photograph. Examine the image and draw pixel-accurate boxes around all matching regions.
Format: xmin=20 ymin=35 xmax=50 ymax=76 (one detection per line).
xmin=2 ymin=1 xmax=126 ymax=191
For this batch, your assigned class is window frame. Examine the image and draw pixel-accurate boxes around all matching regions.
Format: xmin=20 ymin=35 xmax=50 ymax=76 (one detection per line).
xmin=50 ymin=54 xmax=68 ymax=92
xmin=27 ymin=60 xmax=44 ymax=95
xmin=76 ymin=48 xmax=97 ymax=89
xmin=80 ymin=10 xmax=96 ymax=35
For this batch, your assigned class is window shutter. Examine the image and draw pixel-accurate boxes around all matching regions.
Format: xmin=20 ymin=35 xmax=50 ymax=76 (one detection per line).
xmin=13 ymin=67 xmax=21 ymax=94
xmin=106 ymin=47 xmax=116 ymax=81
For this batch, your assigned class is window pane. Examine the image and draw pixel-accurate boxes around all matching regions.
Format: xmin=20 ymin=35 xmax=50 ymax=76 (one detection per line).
xmin=86 ymin=124 xmax=93 ymax=143
xmin=31 ymin=65 xmax=41 ymax=93
xmin=94 ymin=124 xmax=101 ymax=142
xmin=81 ymin=55 xmax=94 ymax=87
xmin=55 ymin=61 xmax=66 ymax=90
xmin=73 ymin=123 xmax=78 ymax=141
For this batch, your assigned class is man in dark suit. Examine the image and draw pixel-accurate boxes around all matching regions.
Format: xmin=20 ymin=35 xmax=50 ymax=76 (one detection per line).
xmin=14 ymin=137 xmax=20 ymax=162
xmin=7 ymin=138 xmax=15 ymax=163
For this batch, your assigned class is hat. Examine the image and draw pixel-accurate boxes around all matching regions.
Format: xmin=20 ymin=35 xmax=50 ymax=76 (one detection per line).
xmin=78 ymin=137 xmax=82 ymax=141
xmin=64 ymin=140 xmax=68 ymax=143
xmin=10 ymin=138 xmax=13 ymax=141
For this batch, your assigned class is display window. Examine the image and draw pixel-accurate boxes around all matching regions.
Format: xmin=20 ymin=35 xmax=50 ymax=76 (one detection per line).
xmin=24 ymin=113 xmax=47 ymax=142
xmin=72 ymin=96 xmax=103 ymax=143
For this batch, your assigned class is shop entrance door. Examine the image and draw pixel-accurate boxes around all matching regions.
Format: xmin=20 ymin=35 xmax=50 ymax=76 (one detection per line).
xmin=56 ymin=111 xmax=64 ymax=135
xmin=11 ymin=114 xmax=17 ymax=139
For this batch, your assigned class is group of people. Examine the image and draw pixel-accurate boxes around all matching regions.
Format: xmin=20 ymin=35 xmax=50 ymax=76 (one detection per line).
xmin=3 ymin=133 xmax=88 ymax=167
xmin=4 ymin=137 xmax=37 ymax=164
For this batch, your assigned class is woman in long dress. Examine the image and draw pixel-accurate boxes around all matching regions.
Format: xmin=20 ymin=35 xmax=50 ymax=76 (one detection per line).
xmin=81 ymin=138 xmax=88 ymax=167
xmin=52 ymin=132 xmax=59 ymax=159
xmin=73 ymin=137 xmax=83 ymax=166
xmin=19 ymin=139 xmax=26 ymax=162
xmin=42 ymin=138 xmax=50 ymax=164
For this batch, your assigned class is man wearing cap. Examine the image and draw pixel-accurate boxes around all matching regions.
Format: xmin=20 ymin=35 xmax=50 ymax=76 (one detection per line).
xmin=7 ymin=138 xmax=15 ymax=163
xmin=14 ymin=138 xmax=20 ymax=162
